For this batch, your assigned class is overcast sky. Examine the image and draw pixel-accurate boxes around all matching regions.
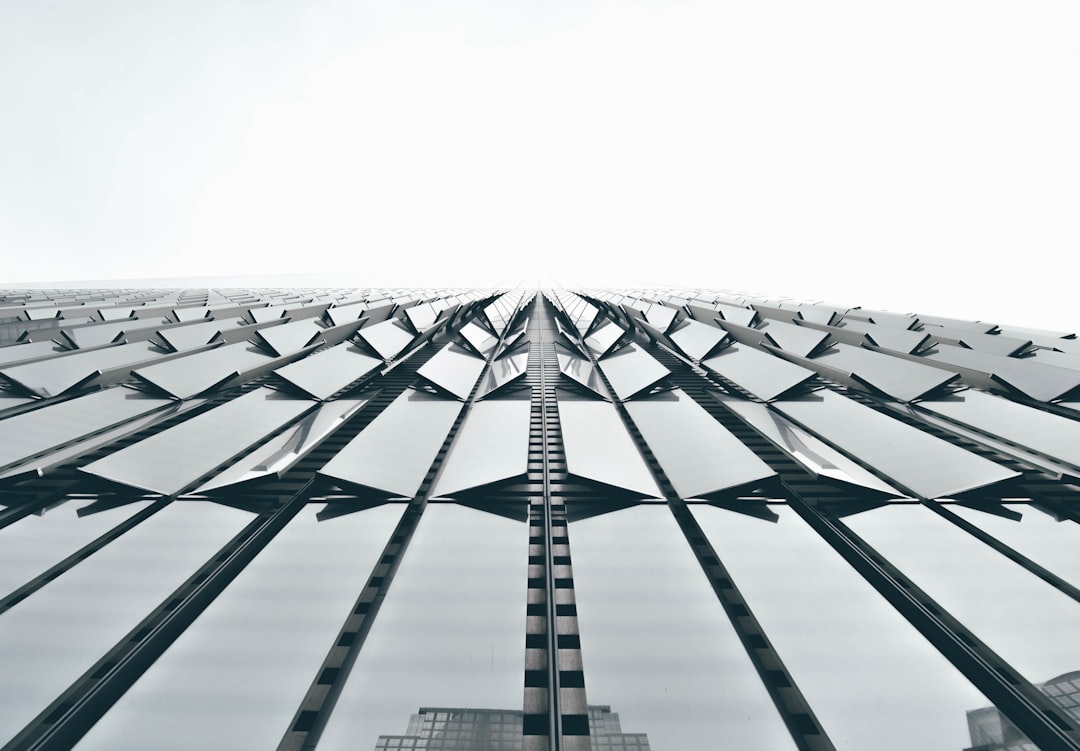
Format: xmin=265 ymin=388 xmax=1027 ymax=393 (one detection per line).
xmin=2 ymin=1 xmax=1078 ymax=329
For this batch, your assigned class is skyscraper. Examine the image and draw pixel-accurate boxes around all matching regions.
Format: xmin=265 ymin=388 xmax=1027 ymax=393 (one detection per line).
xmin=373 ymin=705 xmax=649 ymax=750
xmin=966 ymin=671 xmax=1080 ymax=751
xmin=0 ymin=284 xmax=1078 ymax=750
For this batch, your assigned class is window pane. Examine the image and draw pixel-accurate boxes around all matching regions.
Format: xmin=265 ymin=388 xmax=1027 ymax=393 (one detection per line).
xmin=948 ymin=504 xmax=1080 ymax=588
xmin=596 ymin=344 xmax=669 ymax=401
xmin=773 ymin=390 xmax=1018 ymax=498
xmin=0 ymin=500 xmax=153 ymax=597
xmin=0 ymin=502 xmax=254 ymax=743
xmin=844 ymin=503 xmax=1080 ymax=683
xmin=571 ymin=505 xmax=795 ymax=749
xmin=75 ymin=503 xmax=404 ymax=750
xmin=81 ymin=387 xmax=314 ymax=495
xmin=318 ymin=504 xmax=526 ymax=751
xmin=691 ymin=503 xmax=998 ymax=750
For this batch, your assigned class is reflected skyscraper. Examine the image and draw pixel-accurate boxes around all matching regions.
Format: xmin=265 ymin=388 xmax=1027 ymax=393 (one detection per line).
xmin=966 ymin=671 xmax=1080 ymax=751
xmin=374 ymin=705 xmax=649 ymax=750
xmin=1 ymin=284 xmax=1080 ymax=750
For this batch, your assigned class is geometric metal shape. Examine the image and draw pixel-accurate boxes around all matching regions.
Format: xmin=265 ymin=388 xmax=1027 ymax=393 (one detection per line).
xmin=355 ymin=319 xmax=418 ymax=362
xmin=625 ymin=389 xmax=776 ymax=498
xmin=596 ymin=344 xmax=670 ymax=401
xmin=702 ymin=345 xmax=816 ymax=402
xmin=555 ymin=351 xmax=609 ymax=400
xmin=80 ymin=387 xmax=316 ymax=496
xmin=417 ymin=344 xmax=486 ymax=401
xmin=477 ymin=352 xmax=530 ymax=399
xmin=318 ymin=389 xmax=461 ymax=498
xmin=0 ymin=387 xmax=173 ymax=473
xmin=666 ymin=319 xmax=728 ymax=361
xmin=715 ymin=393 xmax=905 ymax=498
xmin=0 ymin=343 xmax=167 ymax=398
xmin=559 ymin=397 xmax=662 ymax=498
xmin=810 ymin=343 xmax=959 ymax=402
xmin=273 ymin=344 xmax=382 ymax=401
xmin=131 ymin=342 xmax=276 ymax=400
xmin=253 ymin=319 xmax=324 ymax=358
xmin=430 ymin=399 xmax=531 ymax=498
xmin=772 ymin=389 xmax=1020 ymax=499
xmin=917 ymin=389 xmax=1080 ymax=475
xmin=924 ymin=345 xmax=1080 ymax=402
xmin=195 ymin=397 xmax=372 ymax=493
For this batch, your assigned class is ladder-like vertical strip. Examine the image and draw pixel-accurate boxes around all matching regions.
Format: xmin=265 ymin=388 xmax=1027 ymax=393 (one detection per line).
xmin=523 ymin=294 xmax=592 ymax=751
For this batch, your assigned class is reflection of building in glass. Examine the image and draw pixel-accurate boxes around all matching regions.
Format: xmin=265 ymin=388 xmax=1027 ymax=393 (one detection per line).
xmin=374 ymin=705 xmax=649 ymax=750
xmin=966 ymin=671 xmax=1080 ymax=751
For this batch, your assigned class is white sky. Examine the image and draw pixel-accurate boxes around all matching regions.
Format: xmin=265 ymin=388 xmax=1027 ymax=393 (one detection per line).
xmin=1 ymin=1 xmax=1078 ymax=329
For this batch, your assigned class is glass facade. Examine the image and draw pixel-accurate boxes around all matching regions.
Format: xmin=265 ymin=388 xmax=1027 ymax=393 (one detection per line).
xmin=1 ymin=284 xmax=1080 ymax=750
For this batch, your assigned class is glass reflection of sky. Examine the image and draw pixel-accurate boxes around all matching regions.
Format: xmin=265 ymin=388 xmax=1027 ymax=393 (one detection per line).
xmin=692 ymin=503 xmax=993 ymax=750
xmin=949 ymin=504 xmax=1080 ymax=590
xmin=571 ymin=504 xmax=795 ymax=750
xmin=0 ymin=502 xmax=253 ymax=745
xmin=318 ymin=503 xmax=527 ymax=751
xmin=0 ymin=500 xmax=152 ymax=597
xmin=845 ymin=503 xmax=1080 ymax=683
xmin=74 ymin=503 xmax=404 ymax=750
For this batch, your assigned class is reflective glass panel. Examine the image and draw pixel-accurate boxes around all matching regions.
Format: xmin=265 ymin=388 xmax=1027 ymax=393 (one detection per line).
xmin=273 ymin=343 xmax=382 ymax=400
xmin=460 ymin=322 xmax=498 ymax=358
xmin=0 ymin=340 xmax=66 ymax=367
xmin=839 ymin=318 xmax=929 ymax=353
xmin=571 ymin=505 xmax=796 ymax=749
xmin=430 ymin=400 xmax=531 ymax=498
xmin=644 ymin=303 xmax=677 ymax=331
xmin=583 ymin=321 xmax=624 ymax=357
xmin=61 ymin=317 xmax=166 ymax=349
xmin=324 ymin=301 xmax=368 ymax=327
xmin=714 ymin=302 xmax=757 ymax=327
xmin=559 ymin=396 xmax=662 ymax=498
xmin=556 ymin=352 xmax=607 ymax=399
xmin=132 ymin=342 xmax=275 ymax=399
xmin=919 ymin=389 xmax=1080 ymax=471
xmin=75 ymin=503 xmax=404 ymax=750
xmin=358 ymin=319 xmax=417 ymax=361
xmin=702 ymin=344 xmax=815 ymax=402
xmin=405 ymin=303 xmax=439 ymax=332
xmin=667 ymin=318 xmax=726 ymax=361
xmin=416 ymin=344 xmax=486 ymax=401
xmin=844 ymin=504 xmax=1080 ymax=682
xmin=318 ymin=504 xmax=526 ymax=751
xmin=811 ymin=343 xmax=957 ymax=402
xmin=596 ymin=345 xmax=669 ymax=401
xmin=0 ymin=387 xmax=171 ymax=471
xmin=949 ymin=504 xmax=1080 ymax=589
xmin=692 ymin=504 xmax=998 ymax=749
xmin=773 ymin=390 xmax=1018 ymax=499
xmin=476 ymin=351 xmax=529 ymax=399
xmin=195 ymin=398 xmax=369 ymax=493
xmin=716 ymin=394 xmax=903 ymax=496
xmin=173 ymin=306 xmax=211 ymax=322
xmin=625 ymin=389 xmax=774 ymax=498
xmin=254 ymin=318 xmax=323 ymax=357
xmin=759 ymin=320 xmax=829 ymax=357
xmin=0 ymin=401 xmax=200 ymax=481
xmin=319 ymin=390 xmax=461 ymax=497
xmin=0 ymin=502 xmax=254 ymax=743
xmin=925 ymin=345 xmax=1080 ymax=402
xmin=156 ymin=317 xmax=240 ymax=352
xmin=81 ymin=388 xmax=315 ymax=495
xmin=926 ymin=327 xmax=1031 ymax=357
xmin=0 ymin=343 xmax=165 ymax=397
xmin=0 ymin=500 xmax=153 ymax=597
